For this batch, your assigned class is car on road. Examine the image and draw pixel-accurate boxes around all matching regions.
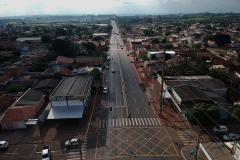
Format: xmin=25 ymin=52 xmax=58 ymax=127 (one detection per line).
xmin=112 ymin=68 xmax=116 ymax=73
xmin=212 ymin=125 xmax=228 ymax=134
xmin=223 ymin=133 xmax=239 ymax=141
xmin=139 ymin=83 xmax=146 ymax=91
xmin=106 ymin=65 xmax=109 ymax=69
xmin=0 ymin=141 xmax=9 ymax=149
xmin=103 ymin=87 xmax=109 ymax=93
xmin=130 ymin=60 xmax=133 ymax=63
xmin=65 ymin=138 xmax=80 ymax=147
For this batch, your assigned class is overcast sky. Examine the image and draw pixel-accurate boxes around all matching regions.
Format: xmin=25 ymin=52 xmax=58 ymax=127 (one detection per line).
xmin=0 ymin=0 xmax=239 ymax=17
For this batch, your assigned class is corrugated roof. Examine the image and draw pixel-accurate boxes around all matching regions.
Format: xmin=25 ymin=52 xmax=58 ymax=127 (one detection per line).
xmin=33 ymin=78 xmax=61 ymax=89
xmin=15 ymin=89 xmax=45 ymax=105
xmin=52 ymin=77 xmax=90 ymax=96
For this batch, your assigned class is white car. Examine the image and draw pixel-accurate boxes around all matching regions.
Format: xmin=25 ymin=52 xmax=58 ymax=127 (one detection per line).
xmin=223 ymin=133 xmax=239 ymax=141
xmin=65 ymin=138 xmax=80 ymax=147
xmin=103 ymin=87 xmax=108 ymax=93
xmin=0 ymin=141 xmax=9 ymax=149
xmin=212 ymin=125 xmax=228 ymax=134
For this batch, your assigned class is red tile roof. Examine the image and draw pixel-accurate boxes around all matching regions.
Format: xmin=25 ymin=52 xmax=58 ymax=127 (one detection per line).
xmin=2 ymin=105 xmax=37 ymax=122
xmin=0 ymin=41 xmax=18 ymax=48
xmin=0 ymin=94 xmax=16 ymax=113
xmin=196 ymin=52 xmax=211 ymax=58
xmin=55 ymin=68 xmax=73 ymax=76
xmin=0 ymin=74 xmax=13 ymax=83
xmin=57 ymin=56 xmax=75 ymax=64
xmin=211 ymin=56 xmax=233 ymax=66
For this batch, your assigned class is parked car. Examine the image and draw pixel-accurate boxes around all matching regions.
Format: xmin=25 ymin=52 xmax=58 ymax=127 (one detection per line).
xmin=103 ymin=87 xmax=109 ymax=93
xmin=65 ymin=138 xmax=80 ymax=147
xmin=42 ymin=146 xmax=51 ymax=160
xmin=223 ymin=133 xmax=239 ymax=141
xmin=0 ymin=141 xmax=9 ymax=149
xmin=106 ymin=65 xmax=109 ymax=69
xmin=139 ymin=83 xmax=146 ymax=91
xmin=212 ymin=125 xmax=228 ymax=134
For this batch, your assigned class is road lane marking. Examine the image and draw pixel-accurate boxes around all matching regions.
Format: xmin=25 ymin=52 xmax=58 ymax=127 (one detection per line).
xmin=134 ymin=98 xmax=136 ymax=103
xmin=154 ymin=118 xmax=158 ymax=125
xmin=119 ymin=119 xmax=121 ymax=126
xmin=102 ymin=120 xmax=105 ymax=128
xmin=125 ymin=118 xmax=128 ymax=126
xmin=137 ymin=107 xmax=139 ymax=113
xmin=142 ymin=98 xmax=144 ymax=102
xmin=128 ymin=118 xmax=131 ymax=126
xmin=145 ymin=107 xmax=148 ymax=113
xmin=157 ymin=118 xmax=161 ymax=125
xmin=135 ymin=118 xmax=138 ymax=125
xmin=122 ymin=118 xmax=125 ymax=126
xmin=112 ymin=119 xmax=115 ymax=127
xmin=132 ymin=118 xmax=135 ymax=125
xmin=141 ymin=118 xmax=145 ymax=125
xmin=138 ymin=118 xmax=141 ymax=125
xmin=150 ymin=118 xmax=155 ymax=125
xmin=108 ymin=119 xmax=111 ymax=127
xmin=116 ymin=119 xmax=118 ymax=126
xmin=147 ymin=118 xmax=152 ymax=125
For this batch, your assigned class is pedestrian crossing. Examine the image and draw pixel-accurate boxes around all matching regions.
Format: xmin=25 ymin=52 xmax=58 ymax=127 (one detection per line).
xmin=99 ymin=118 xmax=161 ymax=128
xmin=67 ymin=140 xmax=88 ymax=160
xmin=177 ymin=130 xmax=197 ymax=146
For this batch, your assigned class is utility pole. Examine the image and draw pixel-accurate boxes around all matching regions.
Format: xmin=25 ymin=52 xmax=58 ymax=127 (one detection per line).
xmin=133 ymin=27 xmax=136 ymax=62
xmin=159 ymin=46 xmax=166 ymax=115
xmin=194 ymin=123 xmax=201 ymax=160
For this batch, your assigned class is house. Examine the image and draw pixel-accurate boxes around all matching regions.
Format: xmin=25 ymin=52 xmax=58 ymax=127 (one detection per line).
xmin=76 ymin=56 xmax=103 ymax=67
xmin=55 ymin=68 xmax=74 ymax=77
xmin=0 ymin=94 xmax=16 ymax=114
xmin=33 ymin=78 xmax=61 ymax=96
xmin=210 ymin=56 xmax=234 ymax=67
xmin=148 ymin=51 xmax=176 ymax=59
xmin=3 ymin=62 xmax=24 ymax=79
xmin=15 ymin=88 xmax=46 ymax=113
xmin=56 ymin=56 xmax=75 ymax=66
xmin=1 ymin=105 xmax=37 ymax=130
xmin=136 ymin=48 xmax=148 ymax=56
xmin=0 ymin=74 xmax=13 ymax=90
xmin=48 ymin=76 xmax=92 ymax=119
xmin=158 ymin=76 xmax=233 ymax=120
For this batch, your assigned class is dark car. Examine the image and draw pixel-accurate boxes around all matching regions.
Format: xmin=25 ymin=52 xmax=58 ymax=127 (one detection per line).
xmin=139 ymin=83 xmax=146 ymax=91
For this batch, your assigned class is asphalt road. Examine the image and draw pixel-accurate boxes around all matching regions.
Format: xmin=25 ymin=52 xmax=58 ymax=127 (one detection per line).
xmin=91 ymin=21 xmax=183 ymax=160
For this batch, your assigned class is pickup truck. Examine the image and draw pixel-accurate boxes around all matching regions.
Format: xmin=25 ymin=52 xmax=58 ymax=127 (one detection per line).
xmin=42 ymin=146 xmax=51 ymax=160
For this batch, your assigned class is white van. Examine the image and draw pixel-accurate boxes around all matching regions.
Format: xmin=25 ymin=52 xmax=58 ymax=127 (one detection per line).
xmin=107 ymin=56 xmax=110 ymax=61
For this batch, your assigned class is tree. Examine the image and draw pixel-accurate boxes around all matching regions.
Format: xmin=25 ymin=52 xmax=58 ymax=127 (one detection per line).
xmin=7 ymin=84 xmax=24 ymax=93
xmin=213 ymin=33 xmax=231 ymax=46
xmin=51 ymin=39 xmax=71 ymax=56
xmin=151 ymin=38 xmax=159 ymax=44
xmin=208 ymin=68 xmax=230 ymax=84
xmin=233 ymin=108 xmax=240 ymax=120
xmin=29 ymin=62 xmax=48 ymax=72
xmin=189 ymin=103 xmax=220 ymax=124
xmin=90 ymin=68 xmax=102 ymax=80
xmin=41 ymin=35 xmax=52 ymax=43
xmin=81 ymin=42 xmax=96 ymax=51
xmin=53 ymin=72 xmax=63 ymax=79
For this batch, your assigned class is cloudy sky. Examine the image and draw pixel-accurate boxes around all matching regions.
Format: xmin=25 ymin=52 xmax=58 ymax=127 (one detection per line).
xmin=0 ymin=0 xmax=239 ymax=17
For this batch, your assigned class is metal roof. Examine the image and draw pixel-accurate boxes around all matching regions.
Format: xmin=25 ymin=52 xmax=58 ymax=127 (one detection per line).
xmin=47 ymin=106 xmax=84 ymax=119
xmin=52 ymin=77 xmax=90 ymax=96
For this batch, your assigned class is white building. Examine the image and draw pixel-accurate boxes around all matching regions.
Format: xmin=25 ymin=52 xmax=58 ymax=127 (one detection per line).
xmin=47 ymin=76 xmax=92 ymax=119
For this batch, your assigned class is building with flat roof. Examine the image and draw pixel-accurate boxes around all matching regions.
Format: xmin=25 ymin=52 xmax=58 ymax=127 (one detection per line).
xmin=48 ymin=76 xmax=92 ymax=119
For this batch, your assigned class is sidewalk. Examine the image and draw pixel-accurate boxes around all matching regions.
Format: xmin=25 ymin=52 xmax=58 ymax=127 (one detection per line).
xmin=181 ymin=146 xmax=208 ymax=160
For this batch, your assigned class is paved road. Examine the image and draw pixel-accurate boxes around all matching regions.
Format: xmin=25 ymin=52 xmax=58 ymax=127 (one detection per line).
xmin=87 ymin=21 xmax=183 ymax=160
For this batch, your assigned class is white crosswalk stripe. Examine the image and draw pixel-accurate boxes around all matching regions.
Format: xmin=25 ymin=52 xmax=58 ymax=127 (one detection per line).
xmin=67 ymin=140 xmax=88 ymax=160
xmin=99 ymin=118 xmax=161 ymax=128
xmin=177 ymin=131 xmax=197 ymax=146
